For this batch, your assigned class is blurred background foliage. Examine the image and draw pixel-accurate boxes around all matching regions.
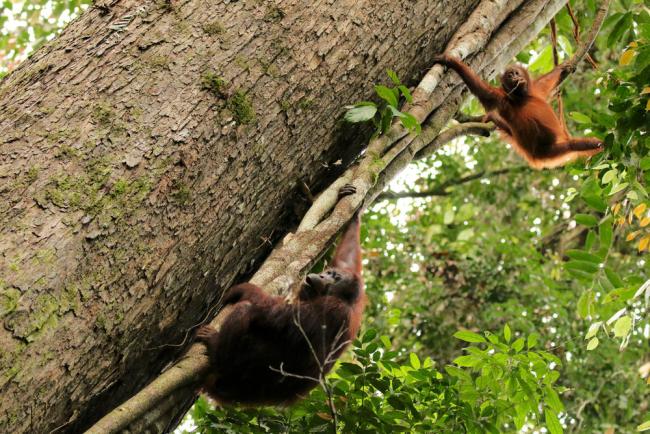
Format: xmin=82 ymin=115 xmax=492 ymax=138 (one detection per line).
xmin=2 ymin=0 xmax=649 ymax=432
xmin=0 ymin=0 xmax=91 ymax=76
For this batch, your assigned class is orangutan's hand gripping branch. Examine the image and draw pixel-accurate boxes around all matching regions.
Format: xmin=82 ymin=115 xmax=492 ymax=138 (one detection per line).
xmin=433 ymin=55 xmax=603 ymax=169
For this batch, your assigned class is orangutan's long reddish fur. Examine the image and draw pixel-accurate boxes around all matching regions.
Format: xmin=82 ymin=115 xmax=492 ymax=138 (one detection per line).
xmin=434 ymin=55 xmax=603 ymax=169
xmin=196 ymin=211 xmax=364 ymax=406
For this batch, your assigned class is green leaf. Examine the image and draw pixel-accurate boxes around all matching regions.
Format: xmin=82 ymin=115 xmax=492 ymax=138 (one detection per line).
xmin=545 ymin=385 xmax=564 ymax=413
xmin=386 ymin=69 xmax=401 ymax=85
xmin=339 ymin=362 xmax=364 ymax=376
xmin=602 ymin=169 xmax=618 ymax=184
xmin=375 ymin=85 xmax=398 ymax=107
xmin=609 ymin=182 xmax=629 ymax=195
xmin=574 ymin=214 xmax=599 ymax=227
xmin=454 ymin=355 xmax=482 ymax=367
xmin=585 ymin=322 xmax=602 ymax=339
xmin=577 ymin=290 xmax=594 ymax=319
xmin=567 ymin=268 xmax=595 ymax=282
xmin=454 ymin=330 xmax=486 ymax=343
xmin=569 ymin=111 xmax=592 ymax=124
xmin=398 ymin=85 xmax=413 ymax=103
xmin=409 ymin=352 xmax=421 ymax=369
xmin=583 ymin=195 xmax=608 ymax=212
xmin=545 ymin=370 xmax=561 ymax=385
xmin=604 ymin=267 xmax=624 ymax=288
xmin=362 ymin=329 xmax=377 ymax=343
xmin=399 ymin=112 xmax=421 ymax=134
xmin=527 ymin=333 xmax=539 ymax=349
xmin=640 ymin=156 xmax=650 ymax=171
xmin=607 ymin=12 xmax=633 ymax=47
xmin=387 ymin=105 xmax=407 ymax=118
xmin=512 ymin=338 xmax=525 ymax=352
xmin=457 ymin=228 xmax=474 ymax=241
xmin=387 ymin=394 xmax=406 ymax=410
xmin=637 ymin=420 xmax=650 ymax=431
xmin=613 ymin=315 xmax=632 ymax=337
xmin=566 ymin=249 xmax=603 ymax=263
xmin=545 ymin=408 xmax=563 ymax=434
xmin=529 ymin=45 xmax=553 ymax=72
xmin=581 ymin=178 xmax=605 ymax=207
xmin=504 ymin=324 xmax=511 ymax=343
xmin=443 ymin=208 xmax=455 ymax=225
xmin=344 ymin=104 xmax=377 ymax=123
xmin=445 ymin=365 xmax=471 ymax=379
xmin=587 ymin=337 xmax=599 ymax=350
xmin=380 ymin=107 xmax=393 ymax=134
xmin=599 ymin=219 xmax=613 ymax=254
xmin=565 ymin=260 xmax=599 ymax=274
xmin=603 ymin=286 xmax=637 ymax=304
xmin=585 ymin=231 xmax=596 ymax=250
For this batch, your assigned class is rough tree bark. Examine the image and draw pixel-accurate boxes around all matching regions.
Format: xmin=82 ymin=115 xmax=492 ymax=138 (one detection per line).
xmin=0 ymin=0 xmax=485 ymax=432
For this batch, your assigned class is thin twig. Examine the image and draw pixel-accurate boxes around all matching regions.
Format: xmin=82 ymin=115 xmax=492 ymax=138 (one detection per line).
xmin=288 ymin=304 xmax=351 ymax=432
xmin=414 ymin=121 xmax=494 ymax=160
xmin=268 ymin=363 xmax=320 ymax=383
xmin=566 ymin=2 xmax=599 ymax=69
xmin=560 ymin=0 xmax=610 ymax=83
xmin=377 ymin=166 xmax=528 ymax=201
xmin=321 ymin=378 xmax=339 ymax=429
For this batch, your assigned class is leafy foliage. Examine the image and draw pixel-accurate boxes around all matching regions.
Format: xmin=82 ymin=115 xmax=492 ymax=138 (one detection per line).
xmin=344 ymin=70 xmax=421 ymax=136
xmin=187 ymin=328 xmax=560 ymax=433
xmin=0 ymin=0 xmax=92 ymax=77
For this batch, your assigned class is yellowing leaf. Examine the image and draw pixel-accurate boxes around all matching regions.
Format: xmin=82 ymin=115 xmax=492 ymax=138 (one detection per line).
xmin=612 ymin=203 xmax=622 ymax=215
xmin=634 ymin=203 xmax=647 ymax=218
xmin=627 ymin=231 xmax=640 ymax=241
xmin=585 ymin=322 xmax=602 ymax=339
xmin=641 ymin=217 xmax=650 ymax=227
xmin=587 ymin=337 xmax=599 ymax=350
xmin=646 ymin=99 xmax=650 ymax=112
xmin=639 ymin=420 xmax=650 ymax=431
xmin=641 ymin=87 xmax=650 ymax=95
xmin=620 ymin=49 xmax=636 ymax=65
xmin=630 ymin=41 xmax=639 ymax=48
xmin=602 ymin=169 xmax=618 ymax=184
xmin=316 ymin=412 xmax=332 ymax=421
xmin=613 ymin=315 xmax=632 ymax=337
xmin=640 ymin=236 xmax=650 ymax=252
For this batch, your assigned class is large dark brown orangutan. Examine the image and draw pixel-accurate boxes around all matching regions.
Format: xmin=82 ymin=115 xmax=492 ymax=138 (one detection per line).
xmin=433 ymin=55 xmax=604 ymax=169
xmin=196 ymin=186 xmax=364 ymax=406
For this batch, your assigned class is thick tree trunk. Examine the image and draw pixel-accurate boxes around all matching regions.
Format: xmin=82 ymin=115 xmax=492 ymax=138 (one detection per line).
xmin=0 ymin=0 xmax=481 ymax=432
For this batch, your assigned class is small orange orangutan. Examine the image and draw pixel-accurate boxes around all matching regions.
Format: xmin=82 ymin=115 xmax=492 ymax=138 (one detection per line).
xmin=433 ymin=55 xmax=604 ymax=169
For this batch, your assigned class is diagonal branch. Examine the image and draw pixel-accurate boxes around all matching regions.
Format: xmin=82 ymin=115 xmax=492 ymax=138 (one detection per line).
xmin=559 ymin=0 xmax=611 ymax=83
xmin=414 ymin=121 xmax=494 ymax=161
xmin=377 ymin=166 xmax=528 ymax=201
xmin=565 ymin=3 xmax=599 ymax=69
